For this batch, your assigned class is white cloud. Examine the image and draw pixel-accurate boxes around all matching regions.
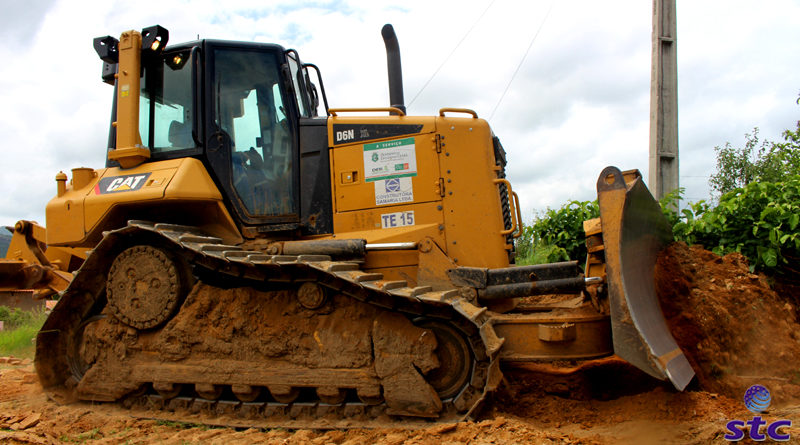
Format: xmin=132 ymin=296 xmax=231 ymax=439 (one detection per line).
xmin=0 ymin=0 xmax=798 ymax=228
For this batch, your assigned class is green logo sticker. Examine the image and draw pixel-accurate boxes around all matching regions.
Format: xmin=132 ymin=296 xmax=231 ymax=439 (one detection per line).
xmin=363 ymin=137 xmax=418 ymax=182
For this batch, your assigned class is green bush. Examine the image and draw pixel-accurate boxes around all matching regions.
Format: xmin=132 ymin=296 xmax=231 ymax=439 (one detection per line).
xmin=672 ymin=177 xmax=800 ymax=273
xmin=515 ymin=200 xmax=599 ymax=267
xmin=0 ymin=306 xmax=35 ymax=329
xmin=518 ymin=175 xmax=800 ymax=275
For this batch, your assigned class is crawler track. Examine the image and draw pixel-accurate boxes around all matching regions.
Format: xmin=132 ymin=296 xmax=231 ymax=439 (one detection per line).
xmin=36 ymin=221 xmax=504 ymax=428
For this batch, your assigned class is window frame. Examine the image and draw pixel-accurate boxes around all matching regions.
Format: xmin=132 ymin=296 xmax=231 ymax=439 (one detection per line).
xmin=286 ymin=49 xmax=314 ymax=118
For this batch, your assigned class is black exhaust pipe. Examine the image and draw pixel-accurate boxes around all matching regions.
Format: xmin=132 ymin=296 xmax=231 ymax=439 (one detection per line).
xmin=381 ymin=24 xmax=406 ymax=115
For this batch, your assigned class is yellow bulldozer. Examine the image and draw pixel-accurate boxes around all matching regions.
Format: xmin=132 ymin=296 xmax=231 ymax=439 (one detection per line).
xmin=19 ymin=24 xmax=694 ymax=426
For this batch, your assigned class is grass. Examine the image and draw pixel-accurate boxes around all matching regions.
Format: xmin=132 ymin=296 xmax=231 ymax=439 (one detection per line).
xmin=515 ymin=242 xmax=569 ymax=266
xmin=0 ymin=307 xmax=48 ymax=359
xmin=59 ymin=428 xmax=102 ymax=443
xmin=155 ymin=419 xmax=213 ymax=431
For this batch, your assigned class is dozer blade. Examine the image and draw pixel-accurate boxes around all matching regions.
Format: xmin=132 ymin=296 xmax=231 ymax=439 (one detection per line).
xmin=596 ymin=166 xmax=694 ymax=390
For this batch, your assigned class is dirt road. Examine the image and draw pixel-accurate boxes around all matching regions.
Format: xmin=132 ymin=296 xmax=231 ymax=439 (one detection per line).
xmin=2 ymin=362 xmax=798 ymax=444
xmin=2 ymin=243 xmax=799 ymax=444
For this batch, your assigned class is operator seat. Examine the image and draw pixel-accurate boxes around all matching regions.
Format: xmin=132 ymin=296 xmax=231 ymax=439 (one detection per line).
xmin=168 ymin=120 xmax=193 ymax=148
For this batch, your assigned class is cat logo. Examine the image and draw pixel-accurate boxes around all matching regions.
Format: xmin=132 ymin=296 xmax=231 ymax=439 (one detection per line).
xmin=95 ymin=173 xmax=151 ymax=195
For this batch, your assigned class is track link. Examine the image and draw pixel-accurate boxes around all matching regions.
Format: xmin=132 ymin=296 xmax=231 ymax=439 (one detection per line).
xmin=36 ymin=221 xmax=504 ymax=428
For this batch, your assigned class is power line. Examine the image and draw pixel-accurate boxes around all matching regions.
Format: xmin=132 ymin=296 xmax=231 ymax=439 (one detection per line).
xmin=489 ymin=1 xmax=554 ymax=120
xmin=408 ymin=0 xmax=497 ymax=107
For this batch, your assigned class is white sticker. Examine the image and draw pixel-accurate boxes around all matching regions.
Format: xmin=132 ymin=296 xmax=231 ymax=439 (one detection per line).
xmin=363 ymin=137 xmax=417 ymax=182
xmin=381 ymin=211 xmax=415 ymax=229
xmin=375 ymin=177 xmax=414 ymax=205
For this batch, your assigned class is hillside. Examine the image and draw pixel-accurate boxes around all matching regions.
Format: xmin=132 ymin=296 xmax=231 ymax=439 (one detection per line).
xmin=0 ymin=228 xmax=11 ymax=257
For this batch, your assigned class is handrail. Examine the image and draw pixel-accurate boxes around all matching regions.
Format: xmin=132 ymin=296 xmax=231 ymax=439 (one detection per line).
xmin=510 ymin=190 xmax=522 ymax=239
xmin=438 ymin=108 xmax=478 ymax=118
xmin=329 ymin=107 xmax=406 ymax=117
xmin=493 ymin=178 xmax=522 ymax=238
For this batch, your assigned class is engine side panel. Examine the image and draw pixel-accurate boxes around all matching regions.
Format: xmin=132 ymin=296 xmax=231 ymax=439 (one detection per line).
xmin=435 ymin=116 xmax=509 ymax=269
xmin=328 ymin=114 xmax=510 ymax=270
xmin=46 ymin=158 xmax=241 ymax=247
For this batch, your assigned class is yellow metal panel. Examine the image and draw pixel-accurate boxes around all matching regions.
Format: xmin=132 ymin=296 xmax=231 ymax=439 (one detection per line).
xmin=332 ymin=133 xmax=440 ymax=212
xmin=44 ymin=245 xmax=89 ymax=266
xmin=330 ymin=116 xmax=448 ymax=255
xmin=332 ymin=202 xmax=444 ymax=246
xmin=47 ymin=158 xmax=235 ymax=247
xmin=46 ymin=168 xmax=106 ymax=245
xmin=4 ymin=228 xmax=39 ymax=264
xmin=164 ymin=158 xmax=224 ymax=200
xmin=363 ymin=250 xmax=419 ymax=284
xmin=436 ymin=116 xmax=509 ymax=269
xmin=363 ymin=249 xmax=418 ymax=269
xmin=180 ymin=200 xmax=242 ymax=246
xmin=83 ymin=161 xmax=180 ymax=233
xmin=328 ymin=114 xmax=512 ymax=272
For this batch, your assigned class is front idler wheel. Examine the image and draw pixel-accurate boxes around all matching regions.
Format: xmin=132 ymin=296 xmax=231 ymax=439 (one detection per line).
xmin=106 ymin=245 xmax=192 ymax=330
xmin=415 ymin=320 xmax=474 ymax=400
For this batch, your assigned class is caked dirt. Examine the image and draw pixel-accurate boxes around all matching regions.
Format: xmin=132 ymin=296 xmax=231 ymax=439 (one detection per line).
xmin=2 ymin=242 xmax=799 ymax=444
xmin=656 ymin=242 xmax=800 ymax=400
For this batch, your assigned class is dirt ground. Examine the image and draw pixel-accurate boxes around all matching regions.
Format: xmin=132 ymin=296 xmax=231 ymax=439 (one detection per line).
xmin=1 ymin=242 xmax=799 ymax=444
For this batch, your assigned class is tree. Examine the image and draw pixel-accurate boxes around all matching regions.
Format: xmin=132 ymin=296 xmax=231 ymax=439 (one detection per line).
xmin=708 ymin=127 xmax=765 ymax=197
xmin=709 ymin=95 xmax=800 ymax=198
xmin=759 ymin=117 xmax=800 ymax=183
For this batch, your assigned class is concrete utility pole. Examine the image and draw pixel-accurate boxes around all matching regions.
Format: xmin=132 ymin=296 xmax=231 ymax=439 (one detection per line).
xmin=648 ymin=0 xmax=679 ymax=201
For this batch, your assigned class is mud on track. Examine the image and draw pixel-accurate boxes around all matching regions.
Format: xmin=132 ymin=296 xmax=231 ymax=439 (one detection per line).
xmin=1 ymin=242 xmax=799 ymax=444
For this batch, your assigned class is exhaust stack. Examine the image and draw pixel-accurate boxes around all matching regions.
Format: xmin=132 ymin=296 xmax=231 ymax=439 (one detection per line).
xmin=381 ymin=24 xmax=406 ymax=115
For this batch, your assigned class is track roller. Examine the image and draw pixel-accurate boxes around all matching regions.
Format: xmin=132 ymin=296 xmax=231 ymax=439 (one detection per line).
xmin=269 ymin=385 xmax=300 ymax=403
xmin=316 ymin=387 xmax=347 ymax=405
xmin=232 ymin=385 xmax=262 ymax=402
xmin=153 ymin=382 xmax=182 ymax=399
xmin=195 ymin=383 xmax=224 ymax=400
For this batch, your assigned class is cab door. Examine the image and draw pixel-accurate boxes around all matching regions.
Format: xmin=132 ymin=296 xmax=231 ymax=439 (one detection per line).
xmin=204 ymin=43 xmax=300 ymax=227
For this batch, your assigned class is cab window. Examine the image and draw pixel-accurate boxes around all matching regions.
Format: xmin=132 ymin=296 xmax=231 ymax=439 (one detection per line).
xmin=139 ymin=50 xmax=195 ymax=153
xmin=213 ymin=49 xmax=294 ymax=217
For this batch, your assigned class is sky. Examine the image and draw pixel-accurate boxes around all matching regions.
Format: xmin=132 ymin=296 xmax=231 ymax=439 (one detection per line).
xmin=1 ymin=0 xmax=799 ymax=227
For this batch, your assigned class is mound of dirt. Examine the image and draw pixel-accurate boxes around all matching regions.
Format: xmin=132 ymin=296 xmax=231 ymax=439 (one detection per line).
xmin=656 ymin=242 xmax=800 ymax=402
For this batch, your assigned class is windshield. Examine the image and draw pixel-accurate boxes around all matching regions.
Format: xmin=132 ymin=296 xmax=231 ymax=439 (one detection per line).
xmin=138 ymin=50 xmax=195 ymax=154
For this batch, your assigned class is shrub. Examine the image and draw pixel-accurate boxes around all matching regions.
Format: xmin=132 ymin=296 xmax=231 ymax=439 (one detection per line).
xmin=516 ymin=200 xmax=599 ymax=267
xmin=673 ymin=177 xmax=800 ymax=273
xmin=0 ymin=306 xmax=35 ymax=329
xmin=519 ymin=175 xmax=800 ymax=276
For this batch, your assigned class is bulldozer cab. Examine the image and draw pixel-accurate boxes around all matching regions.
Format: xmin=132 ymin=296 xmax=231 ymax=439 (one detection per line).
xmin=102 ymin=33 xmax=322 ymax=229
